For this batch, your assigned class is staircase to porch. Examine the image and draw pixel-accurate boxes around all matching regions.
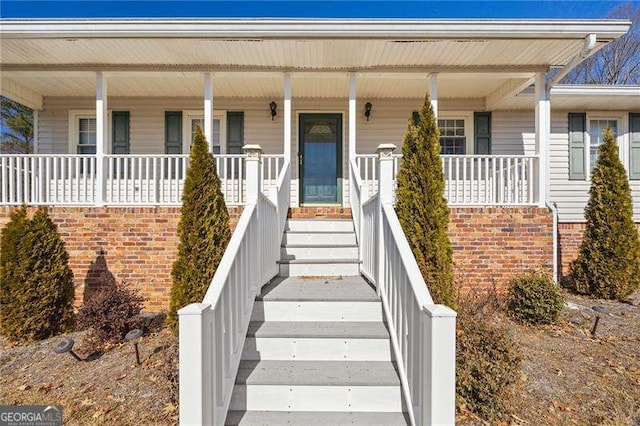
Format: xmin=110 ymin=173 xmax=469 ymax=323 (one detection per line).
xmin=226 ymin=219 xmax=409 ymax=425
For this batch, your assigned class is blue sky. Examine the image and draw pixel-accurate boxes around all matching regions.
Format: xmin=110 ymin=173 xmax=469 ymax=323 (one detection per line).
xmin=1 ymin=1 xmax=639 ymax=19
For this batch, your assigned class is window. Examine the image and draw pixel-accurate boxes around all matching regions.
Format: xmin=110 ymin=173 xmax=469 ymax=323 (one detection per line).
xmin=589 ymin=119 xmax=618 ymax=172
xmin=438 ymin=119 xmax=466 ymax=155
xmin=183 ymin=111 xmax=226 ymax=154
xmin=77 ymin=117 xmax=97 ymax=154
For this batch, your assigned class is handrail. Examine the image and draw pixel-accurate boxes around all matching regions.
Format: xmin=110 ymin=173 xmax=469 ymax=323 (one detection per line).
xmin=274 ymin=159 xmax=291 ymax=237
xmin=349 ymin=158 xmax=364 ymax=244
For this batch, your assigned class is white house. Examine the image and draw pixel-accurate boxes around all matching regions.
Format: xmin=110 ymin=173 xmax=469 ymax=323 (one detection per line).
xmin=0 ymin=18 xmax=637 ymax=425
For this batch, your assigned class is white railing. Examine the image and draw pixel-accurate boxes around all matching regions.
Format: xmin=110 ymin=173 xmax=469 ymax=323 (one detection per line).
xmin=355 ymin=153 xmax=538 ymax=206
xmin=0 ymin=154 xmax=97 ymax=205
xmin=0 ymin=153 xmax=287 ymax=207
xmin=271 ymin=160 xmax=291 ymax=237
xmin=178 ymin=147 xmax=288 ymax=425
xmin=352 ymin=147 xmax=456 ymax=425
xmin=349 ymin=158 xmax=365 ymax=243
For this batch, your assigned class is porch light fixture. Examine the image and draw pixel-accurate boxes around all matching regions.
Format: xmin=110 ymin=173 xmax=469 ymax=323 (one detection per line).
xmin=364 ymin=102 xmax=373 ymax=121
xmin=269 ymin=101 xmax=277 ymax=120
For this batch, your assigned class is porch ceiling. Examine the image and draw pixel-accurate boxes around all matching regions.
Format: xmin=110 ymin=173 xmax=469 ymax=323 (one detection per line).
xmin=0 ymin=71 xmax=534 ymax=99
xmin=497 ymin=85 xmax=640 ymax=110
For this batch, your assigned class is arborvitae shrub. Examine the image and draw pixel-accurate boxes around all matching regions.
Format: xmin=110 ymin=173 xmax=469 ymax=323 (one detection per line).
xmin=0 ymin=208 xmax=75 ymax=342
xmin=167 ymin=126 xmax=231 ymax=330
xmin=507 ymin=270 xmax=565 ymax=325
xmin=77 ymin=280 xmax=145 ymax=343
xmin=395 ymin=94 xmax=456 ymax=308
xmin=0 ymin=207 xmax=29 ymax=339
xmin=456 ymin=294 xmax=521 ymax=421
xmin=570 ymin=127 xmax=640 ymax=299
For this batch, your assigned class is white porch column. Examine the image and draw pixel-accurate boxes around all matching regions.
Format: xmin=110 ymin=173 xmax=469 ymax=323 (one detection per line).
xmin=535 ymin=72 xmax=550 ymax=207
xmin=429 ymin=73 xmax=438 ymax=118
xmin=283 ymin=73 xmax=292 ymax=162
xmin=204 ymin=72 xmax=213 ymax=151
xmin=95 ymin=71 xmax=107 ymax=207
xmin=349 ymin=72 xmax=357 ymax=161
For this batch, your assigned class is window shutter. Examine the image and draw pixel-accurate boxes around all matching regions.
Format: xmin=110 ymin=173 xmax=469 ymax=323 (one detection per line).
xmin=474 ymin=112 xmax=491 ymax=155
xmin=227 ymin=111 xmax=244 ymax=154
xmin=112 ymin=111 xmax=130 ymax=154
xmin=630 ymin=113 xmax=640 ymax=180
xmin=568 ymin=113 xmax=586 ymax=180
xmin=164 ymin=111 xmax=182 ymax=154
xmin=412 ymin=111 xmax=420 ymax=125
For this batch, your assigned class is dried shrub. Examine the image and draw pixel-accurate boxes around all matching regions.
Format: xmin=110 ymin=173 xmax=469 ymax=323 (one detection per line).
xmin=76 ymin=280 xmax=145 ymax=343
xmin=508 ymin=270 xmax=565 ymax=325
xmin=456 ymin=290 xmax=521 ymax=421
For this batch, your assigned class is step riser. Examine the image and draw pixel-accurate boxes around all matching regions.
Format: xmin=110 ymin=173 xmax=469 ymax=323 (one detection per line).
xmin=281 ymin=246 xmax=359 ymax=260
xmin=286 ymin=221 xmax=354 ymax=232
xmin=230 ymin=385 xmax=403 ymax=412
xmin=283 ymin=233 xmax=357 ymax=245
xmin=242 ymin=338 xmax=392 ymax=361
xmin=251 ymin=301 xmax=383 ymax=322
xmin=280 ymin=262 xmax=360 ymax=276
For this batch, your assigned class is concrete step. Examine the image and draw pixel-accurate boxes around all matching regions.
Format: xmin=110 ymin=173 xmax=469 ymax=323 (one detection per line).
xmin=251 ymin=301 xmax=383 ymax=322
xmin=283 ymin=231 xmax=356 ymax=246
xmin=280 ymin=244 xmax=359 ymax=260
xmin=226 ymin=410 xmax=410 ymax=425
xmin=286 ymin=219 xmax=354 ymax=233
xmin=278 ymin=259 xmax=360 ymax=276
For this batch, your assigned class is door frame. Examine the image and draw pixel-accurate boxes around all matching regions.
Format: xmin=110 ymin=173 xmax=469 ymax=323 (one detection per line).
xmin=297 ymin=111 xmax=344 ymax=205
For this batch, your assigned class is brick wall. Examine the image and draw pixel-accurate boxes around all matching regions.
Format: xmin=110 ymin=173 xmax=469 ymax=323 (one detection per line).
xmin=558 ymin=222 xmax=640 ymax=279
xmin=448 ymin=207 xmax=554 ymax=293
xmin=0 ymin=206 xmax=243 ymax=311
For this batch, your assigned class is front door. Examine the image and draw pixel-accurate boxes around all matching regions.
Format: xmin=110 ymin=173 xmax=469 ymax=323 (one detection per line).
xmin=299 ymin=113 xmax=342 ymax=204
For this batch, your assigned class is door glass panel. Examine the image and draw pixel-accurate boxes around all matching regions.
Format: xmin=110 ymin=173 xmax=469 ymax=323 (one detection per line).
xmin=301 ymin=115 xmax=340 ymax=204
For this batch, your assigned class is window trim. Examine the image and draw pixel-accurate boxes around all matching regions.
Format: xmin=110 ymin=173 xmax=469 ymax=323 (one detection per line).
xmin=437 ymin=111 xmax=475 ymax=155
xmin=585 ymin=112 xmax=627 ymax=180
xmin=68 ymin=110 xmax=111 ymax=154
xmin=182 ymin=110 xmax=227 ymax=154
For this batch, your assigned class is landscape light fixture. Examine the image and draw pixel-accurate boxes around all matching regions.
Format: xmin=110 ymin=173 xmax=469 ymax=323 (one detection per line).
xmin=269 ymin=101 xmax=277 ymax=120
xmin=53 ymin=337 xmax=83 ymax=362
xmin=591 ymin=305 xmax=610 ymax=338
xmin=364 ymin=102 xmax=373 ymax=121
xmin=125 ymin=328 xmax=144 ymax=365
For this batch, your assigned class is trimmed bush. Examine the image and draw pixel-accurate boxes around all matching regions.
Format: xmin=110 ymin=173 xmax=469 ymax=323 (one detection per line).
xmin=570 ymin=127 xmax=640 ymax=299
xmin=508 ymin=271 xmax=565 ymax=325
xmin=0 ymin=208 xmax=75 ymax=342
xmin=77 ymin=280 xmax=145 ymax=343
xmin=167 ymin=126 xmax=231 ymax=330
xmin=457 ymin=297 xmax=521 ymax=421
xmin=395 ymin=94 xmax=456 ymax=308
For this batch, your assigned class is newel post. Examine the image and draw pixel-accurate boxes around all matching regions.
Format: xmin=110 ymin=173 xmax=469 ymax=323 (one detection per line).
xmin=178 ymin=303 xmax=214 ymax=425
xmin=376 ymin=143 xmax=396 ymax=294
xmin=421 ymin=304 xmax=457 ymax=426
xmin=244 ymin=144 xmax=263 ymax=289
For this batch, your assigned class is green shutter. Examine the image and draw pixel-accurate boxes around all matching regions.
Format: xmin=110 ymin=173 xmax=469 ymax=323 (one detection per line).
xmin=568 ymin=113 xmax=586 ymax=180
xmin=412 ymin=111 xmax=420 ymax=125
xmin=226 ymin=111 xmax=244 ymax=154
xmin=165 ymin=111 xmax=182 ymax=154
xmin=474 ymin=112 xmax=491 ymax=155
xmin=112 ymin=111 xmax=130 ymax=154
xmin=630 ymin=113 xmax=640 ymax=180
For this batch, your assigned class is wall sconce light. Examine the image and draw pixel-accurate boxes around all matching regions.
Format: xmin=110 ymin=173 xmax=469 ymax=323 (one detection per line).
xmin=364 ymin=102 xmax=373 ymax=121
xmin=270 ymin=101 xmax=277 ymax=120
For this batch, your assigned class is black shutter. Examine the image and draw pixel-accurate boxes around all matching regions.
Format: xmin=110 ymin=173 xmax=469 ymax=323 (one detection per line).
xmin=112 ymin=111 xmax=130 ymax=154
xmin=165 ymin=111 xmax=182 ymax=154
xmin=630 ymin=113 xmax=640 ymax=180
xmin=568 ymin=113 xmax=586 ymax=180
xmin=226 ymin=111 xmax=244 ymax=154
xmin=474 ymin=112 xmax=491 ymax=155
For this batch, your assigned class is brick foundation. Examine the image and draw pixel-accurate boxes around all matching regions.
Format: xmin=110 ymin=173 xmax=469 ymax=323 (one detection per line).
xmin=0 ymin=206 xmax=243 ymax=311
xmin=448 ymin=207 xmax=554 ymax=293
xmin=558 ymin=222 xmax=640 ymax=280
